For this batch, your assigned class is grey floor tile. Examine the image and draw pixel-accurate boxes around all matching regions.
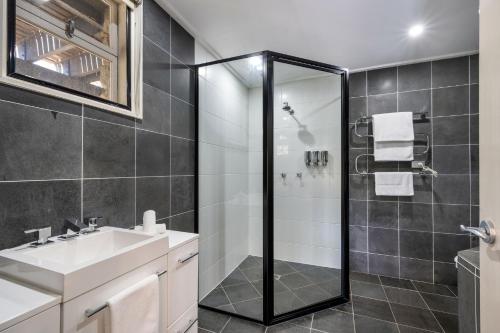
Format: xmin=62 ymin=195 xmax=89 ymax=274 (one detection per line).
xmin=379 ymin=276 xmax=416 ymax=290
xmin=274 ymin=291 xmax=306 ymax=315
xmin=241 ymin=266 xmax=264 ymax=282
xmin=239 ymin=256 xmax=262 ymax=270
xmin=233 ymin=298 xmax=263 ymax=320
xmin=199 ymin=329 xmax=212 ymax=333
xmin=349 ymin=272 xmax=381 ymax=284
xmin=287 ymin=261 xmax=318 ymax=272
xmin=199 ymin=308 xmax=231 ymax=332
xmin=333 ymin=301 xmax=353 ymax=313
xmin=390 ymin=303 xmax=442 ymax=332
xmin=267 ymin=322 xmax=310 ymax=333
xmin=301 ymin=267 xmax=340 ymax=284
xmin=224 ymin=283 xmax=261 ymax=304
xmin=200 ymin=287 xmax=231 ymax=308
xmin=280 ymin=272 xmax=313 ymax=290
xmin=432 ymin=310 xmax=458 ymax=333
xmin=317 ymin=279 xmax=342 ymax=296
xmin=350 ymin=280 xmax=387 ymax=300
xmin=221 ymin=318 xmax=266 ymax=333
xmin=354 ymin=315 xmax=398 ymax=333
xmin=398 ymin=325 xmax=434 ymax=333
xmin=221 ymin=269 xmax=249 ymax=287
xmin=251 ymin=279 xmax=287 ymax=295
xmin=352 ymin=296 xmax=395 ymax=322
xmin=312 ymin=309 xmax=354 ymax=333
xmin=383 ymin=286 xmax=427 ymax=309
xmin=275 ymin=260 xmax=297 ymax=275
xmin=413 ymin=281 xmax=455 ymax=296
xmin=286 ymin=314 xmax=313 ymax=329
xmin=217 ymin=304 xmax=237 ymax=313
xmin=420 ymin=293 xmax=458 ymax=314
xmin=293 ymin=284 xmax=331 ymax=305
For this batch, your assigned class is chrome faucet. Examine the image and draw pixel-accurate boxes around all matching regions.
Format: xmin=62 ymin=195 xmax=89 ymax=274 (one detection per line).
xmin=59 ymin=218 xmax=81 ymax=240
xmin=83 ymin=216 xmax=102 ymax=234
xmin=24 ymin=226 xmax=52 ymax=246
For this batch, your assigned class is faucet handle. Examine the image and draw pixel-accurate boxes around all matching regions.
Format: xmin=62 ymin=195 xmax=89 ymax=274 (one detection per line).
xmin=25 ymin=226 xmax=52 ymax=245
xmin=84 ymin=216 xmax=103 ymax=231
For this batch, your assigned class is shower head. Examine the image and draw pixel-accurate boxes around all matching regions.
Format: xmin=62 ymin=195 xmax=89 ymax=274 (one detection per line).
xmin=282 ymin=102 xmax=294 ymax=115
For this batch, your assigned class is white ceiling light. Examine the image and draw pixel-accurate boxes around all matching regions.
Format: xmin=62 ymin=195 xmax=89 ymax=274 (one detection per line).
xmin=408 ymin=24 xmax=425 ymax=38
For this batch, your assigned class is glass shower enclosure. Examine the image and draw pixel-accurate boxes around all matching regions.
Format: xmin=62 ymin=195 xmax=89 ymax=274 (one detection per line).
xmin=196 ymin=51 xmax=349 ymax=325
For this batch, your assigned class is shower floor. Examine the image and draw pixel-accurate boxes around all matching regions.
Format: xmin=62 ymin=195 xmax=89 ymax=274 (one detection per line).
xmin=199 ymin=255 xmax=342 ymax=320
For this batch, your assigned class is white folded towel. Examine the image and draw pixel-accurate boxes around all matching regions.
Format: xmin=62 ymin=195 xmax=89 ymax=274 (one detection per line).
xmin=372 ymin=112 xmax=414 ymax=142
xmin=106 ymin=275 xmax=159 ymax=333
xmin=372 ymin=112 xmax=414 ymax=161
xmin=375 ymin=172 xmax=414 ymax=196
xmin=374 ymin=142 xmax=414 ymax=161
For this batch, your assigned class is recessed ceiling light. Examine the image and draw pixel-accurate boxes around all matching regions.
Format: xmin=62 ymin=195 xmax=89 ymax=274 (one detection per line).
xmin=408 ymin=24 xmax=424 ymax=38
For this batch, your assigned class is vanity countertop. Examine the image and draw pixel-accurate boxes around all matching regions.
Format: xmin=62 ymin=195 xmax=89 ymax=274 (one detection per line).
xmin=457 ymin=247 xmax=479 ymax=272
xmin=167 ymin=230 xmax=199 ymax=251
xmin=0 ymin=277 xmax=61 ymax=331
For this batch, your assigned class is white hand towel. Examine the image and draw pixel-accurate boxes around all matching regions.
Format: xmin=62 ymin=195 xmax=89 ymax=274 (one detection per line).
xmin=375 ymin=172 xmax=414 ymax=196
xmin=372 ymin=112 xmax=414 ymax=161
xmin=106 ymin=275 xmax=159 ymax=333
xmin=372 ymin=112 xmax=414 ymax=142
xmin=374 ymin=142 xmax=414 ymax=161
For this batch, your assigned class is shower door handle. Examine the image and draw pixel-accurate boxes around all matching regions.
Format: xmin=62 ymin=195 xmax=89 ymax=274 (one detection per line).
xmin=460 ymin=220 xmax=496 ymax=244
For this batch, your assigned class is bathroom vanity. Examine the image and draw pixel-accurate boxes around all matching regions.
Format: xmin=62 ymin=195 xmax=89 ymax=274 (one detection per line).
xmin=0 ymin=227 xmax=199 ymax=333
xmin=457 ymin=248 xmax=480 ymax=333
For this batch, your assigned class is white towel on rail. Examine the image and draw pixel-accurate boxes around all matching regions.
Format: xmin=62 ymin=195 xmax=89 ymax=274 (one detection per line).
xmin=372 ymin=112 xmax=414 ymax=161
xmin=375 ymin=172 xmax=414 ymax=196
xmin=106 ymin=275 xmax=159 ymax=333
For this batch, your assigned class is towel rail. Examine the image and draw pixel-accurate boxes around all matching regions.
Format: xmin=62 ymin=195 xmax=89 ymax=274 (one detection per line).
xmin=354 ymin=153 xmax=438 ymax=177
xmin=84 ymin=269 xmax=168 ymax=319
xmin=354 ymin=111 xmax=429 ymax=138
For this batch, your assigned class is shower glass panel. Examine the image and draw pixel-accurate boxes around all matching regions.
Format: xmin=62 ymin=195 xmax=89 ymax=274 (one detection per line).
xmin=198 ymin=55 xmax=265 ymax=321
xmin=197 ymin=51 xmax=348 ymax=325
xmin=272 ymin=61 xmax=343 ymax=316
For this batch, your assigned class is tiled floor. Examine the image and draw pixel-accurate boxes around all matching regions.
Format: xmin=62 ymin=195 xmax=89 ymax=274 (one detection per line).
xmin=199 ymin=256 xmax=342 ymax=320
xmin=199 ymin=271 xmax=458 ymax=333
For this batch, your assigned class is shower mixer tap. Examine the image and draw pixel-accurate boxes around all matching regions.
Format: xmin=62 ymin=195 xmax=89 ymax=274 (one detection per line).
xmin=282 ymin=102 xmax=294 ymax=115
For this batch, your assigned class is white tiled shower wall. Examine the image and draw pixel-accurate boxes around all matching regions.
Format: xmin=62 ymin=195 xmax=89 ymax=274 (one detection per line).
xmin=197 ymin=43 xmax=250 ymax=298
xmin=248 ymin=71 xmax=343 ymax=269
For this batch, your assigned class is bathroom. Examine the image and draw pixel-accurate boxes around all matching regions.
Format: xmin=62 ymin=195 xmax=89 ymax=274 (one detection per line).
xmin=0 ymin=0 xmax=496 ymax=332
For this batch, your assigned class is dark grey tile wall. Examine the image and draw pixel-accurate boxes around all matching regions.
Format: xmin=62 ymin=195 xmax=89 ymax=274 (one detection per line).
xmin=0 ymin=0 xmax=196 ymax=250
xmin=349 ymin=55 xmax=479 ymax=285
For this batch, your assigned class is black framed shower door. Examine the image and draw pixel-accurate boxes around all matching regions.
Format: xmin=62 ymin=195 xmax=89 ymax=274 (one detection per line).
xmin=195 ymin=50 xmax=350 ymax=326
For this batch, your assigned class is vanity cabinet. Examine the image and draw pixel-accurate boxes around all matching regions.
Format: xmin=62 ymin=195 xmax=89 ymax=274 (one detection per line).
xmin=60 ymin=235 xmax=198 ymax=333
xmin=1 ymin=305 xmax=60 ymax=333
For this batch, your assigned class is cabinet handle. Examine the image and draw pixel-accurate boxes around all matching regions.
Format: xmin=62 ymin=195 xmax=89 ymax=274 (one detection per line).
xmin=176 ymin=318 xmax=197 ymax=333
xmin=177 ymin=252 xmax=199 ymax=264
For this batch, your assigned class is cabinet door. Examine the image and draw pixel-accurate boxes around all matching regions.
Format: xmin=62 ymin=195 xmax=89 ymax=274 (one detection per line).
xmin=2 ymin=305 xmax=60 ymax=333
xmin=167 ymin=240 xmax=198 ymax=326
xmin=167 ymin=303 xmax=197 ymax=333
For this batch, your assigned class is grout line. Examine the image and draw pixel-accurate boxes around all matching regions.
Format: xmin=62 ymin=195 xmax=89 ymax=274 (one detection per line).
xmin=411 ymin=280 xmax=446 ymax=333
xmin=365 ymin=70 xmax=370 ymax=274
xmin=219 ymin=316 xmax=231 ymax=333
xmin=81 ymin=105 xmax=84 ymax=223
xmin=380 ymin=284 xmax=401 ymax=333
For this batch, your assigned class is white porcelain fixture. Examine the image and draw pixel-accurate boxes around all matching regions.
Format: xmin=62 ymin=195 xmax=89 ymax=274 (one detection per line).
xmin=0 ymin=227 xmax=169 ymax=302
xmin=0 ymin=278 xmax=60 ymax=332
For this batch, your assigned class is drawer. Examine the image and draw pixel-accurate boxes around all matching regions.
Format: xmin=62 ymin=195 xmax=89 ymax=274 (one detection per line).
xmin=167 ymin=239 xmax=198 ymax=326
xmin=2 ymin=305 xmax=60 ymax=333
xmin=167 ymin=302 xmax=197 ymax=333
xmin=61 ymin=256 xmax=167 ymax=333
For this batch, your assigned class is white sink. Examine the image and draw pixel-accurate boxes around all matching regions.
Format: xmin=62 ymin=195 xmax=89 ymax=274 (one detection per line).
xmin=0 ymin=227 xmax=169 ymax=302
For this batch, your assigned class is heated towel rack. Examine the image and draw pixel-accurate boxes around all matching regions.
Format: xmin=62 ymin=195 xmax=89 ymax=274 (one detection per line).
xmin=352 ymin=111 xmax=438 ymax=177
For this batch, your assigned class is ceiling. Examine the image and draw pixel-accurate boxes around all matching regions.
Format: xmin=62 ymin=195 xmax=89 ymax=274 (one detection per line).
xmin=157 ymin=0 xmax=479 ymax=71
